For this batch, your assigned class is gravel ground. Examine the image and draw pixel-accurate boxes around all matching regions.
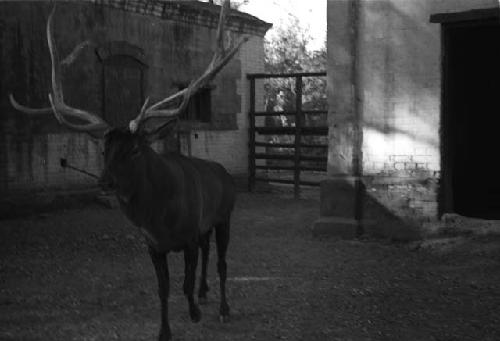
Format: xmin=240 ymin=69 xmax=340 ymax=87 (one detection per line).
xmin=1 ymin=192 xmax=500 ymax=341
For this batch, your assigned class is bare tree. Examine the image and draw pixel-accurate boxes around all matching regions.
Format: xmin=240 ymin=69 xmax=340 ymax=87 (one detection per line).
xmin=263 ymin=14 xmax=327 ymax=167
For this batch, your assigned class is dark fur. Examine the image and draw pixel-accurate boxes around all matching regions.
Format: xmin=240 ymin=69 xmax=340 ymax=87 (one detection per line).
xmin=101 ymin=129 xmax=235 ymax=341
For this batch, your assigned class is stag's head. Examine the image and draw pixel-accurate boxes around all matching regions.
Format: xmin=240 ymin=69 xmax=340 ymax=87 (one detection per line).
xmin=10 ymin=1 xmax=248 ymax=189
xmin=98 ymin=128 xmax=142 ymax=190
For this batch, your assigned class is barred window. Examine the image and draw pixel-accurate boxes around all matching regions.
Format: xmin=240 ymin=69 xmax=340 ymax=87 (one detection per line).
xmin=178 ymin=84 xmax=213 ymax=123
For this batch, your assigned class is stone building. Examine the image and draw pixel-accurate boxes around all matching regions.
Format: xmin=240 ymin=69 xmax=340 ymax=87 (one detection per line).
xmin=317 ymin=0 xmax=499 ymax=239
xmin=0 ymin=0 xmax=270 ymax=202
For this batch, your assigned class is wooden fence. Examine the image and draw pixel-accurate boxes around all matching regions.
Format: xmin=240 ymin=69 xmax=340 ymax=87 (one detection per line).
xmin=247 ymin=72 xmax=328 ymax=198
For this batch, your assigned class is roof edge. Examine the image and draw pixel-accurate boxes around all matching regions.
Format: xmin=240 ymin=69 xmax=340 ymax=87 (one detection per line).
xmin=90 ymin=0 xmax=273 ymax=36
xmin=430 ymin=7 xmax=499 ymax=24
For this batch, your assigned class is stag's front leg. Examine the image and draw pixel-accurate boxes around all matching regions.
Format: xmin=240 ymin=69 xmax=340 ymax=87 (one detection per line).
xmin=184 ymin=244 xmax=202 ymax=322
xmin=148 ymin=246 xmax=171 ymax=341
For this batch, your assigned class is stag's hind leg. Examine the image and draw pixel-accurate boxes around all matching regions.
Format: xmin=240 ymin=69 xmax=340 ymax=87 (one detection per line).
xmin=215 ymin=221 xmax=230 ymax=322
xmin=198 ymin=230 xmax=212 ymax=304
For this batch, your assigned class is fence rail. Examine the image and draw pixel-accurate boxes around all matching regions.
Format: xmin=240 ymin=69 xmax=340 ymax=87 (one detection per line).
xmin=247 ymin=71 xmax=327 ymax=79
xmin=247 ymin=71 xmax=328 ymax=198
xmin=253 ymin=109 xmax=327 ymax=116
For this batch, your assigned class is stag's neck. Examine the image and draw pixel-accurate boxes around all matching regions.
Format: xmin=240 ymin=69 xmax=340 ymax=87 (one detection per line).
xmin=115 ymin=147 xmax=180 ymax=228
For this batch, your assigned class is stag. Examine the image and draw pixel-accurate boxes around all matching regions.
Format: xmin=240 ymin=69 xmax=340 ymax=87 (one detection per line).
xmin=10 ymin=2 xmax=246 ymax=340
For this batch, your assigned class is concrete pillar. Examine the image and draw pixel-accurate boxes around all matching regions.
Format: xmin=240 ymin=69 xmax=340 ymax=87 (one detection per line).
xmin=313 ymin=0 xmax=364 ymax=238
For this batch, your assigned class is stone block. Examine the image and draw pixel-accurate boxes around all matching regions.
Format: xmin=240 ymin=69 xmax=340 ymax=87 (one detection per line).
xmin=95 ymin=194 xmax=120 ymax=209
xmin=320 ymin=177 xmax=359 ymax=219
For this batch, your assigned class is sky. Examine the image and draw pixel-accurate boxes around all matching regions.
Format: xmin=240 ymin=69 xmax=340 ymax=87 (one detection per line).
xmin=238 ymin=0 xmax=327 ymax=51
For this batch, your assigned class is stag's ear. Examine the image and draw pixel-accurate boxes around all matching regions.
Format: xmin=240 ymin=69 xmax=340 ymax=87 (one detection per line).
xmin=143 ymin=118 xmax=178 ymax=145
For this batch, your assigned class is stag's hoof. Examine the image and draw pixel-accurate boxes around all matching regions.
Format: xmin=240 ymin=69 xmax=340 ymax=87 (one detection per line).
xmin=219 ymin=304 xmax=230 ymax=323
xmin=190 ymin=305 xmax=202 ymax=323
xmin=198 ymin=296 xmax=208 ymax=305
xmin=158 ymin=328 xmax=172 ymax=341
xmin=158 ymin=334 xmax=172 ymax=341
xmin=219 ymin=314 xmax=230 ymax=323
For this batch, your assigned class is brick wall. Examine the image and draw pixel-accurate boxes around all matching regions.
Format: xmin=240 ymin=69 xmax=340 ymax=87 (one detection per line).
xmin=188 ymin=36 xmax=266 ymax=174
xmin=0 ymin=1 xmax=269 ymax=196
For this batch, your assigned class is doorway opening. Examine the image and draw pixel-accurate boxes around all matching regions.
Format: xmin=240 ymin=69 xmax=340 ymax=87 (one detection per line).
xmin=441 ymin=16 xmax=500 ymax=219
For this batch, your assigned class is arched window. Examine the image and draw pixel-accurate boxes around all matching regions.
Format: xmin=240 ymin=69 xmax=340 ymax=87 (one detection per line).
xmin=96 ymin=42 xmax=147 ymax=128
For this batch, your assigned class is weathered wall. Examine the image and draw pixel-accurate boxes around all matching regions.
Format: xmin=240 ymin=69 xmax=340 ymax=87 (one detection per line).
xmin=322 ymin=0 xmax=497 ymax=238
xmin=0 ymin=1 xmax=268 ymax=196
xmin=188 ymin=36 xmax=266 ymax=175
xmin=359 ymin=0 xmax=496 ymax=227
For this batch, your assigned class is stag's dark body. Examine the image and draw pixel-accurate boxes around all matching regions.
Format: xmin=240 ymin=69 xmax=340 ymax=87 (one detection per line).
xmin=112 ymin=145 xmax=235 ymax=251
xmin=102 ymin=129 xmax=235 ymax=340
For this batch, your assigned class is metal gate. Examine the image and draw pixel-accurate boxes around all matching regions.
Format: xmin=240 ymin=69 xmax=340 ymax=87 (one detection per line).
xmin=247 ymin=72 xmax=328 ymax=198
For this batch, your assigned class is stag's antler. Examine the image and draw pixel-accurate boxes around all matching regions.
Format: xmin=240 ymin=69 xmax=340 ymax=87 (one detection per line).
xmin=128 ymin=0 xmax=249 ymax=133
xmin=10 ymin=0 xmax=247 ymax=135
xmin=9 ymin=7 xmax=109 ymax=132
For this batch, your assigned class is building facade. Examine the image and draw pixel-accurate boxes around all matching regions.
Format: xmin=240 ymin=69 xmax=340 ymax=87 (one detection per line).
xmin=318 ymin=0 xmax=499 ymax=239
xmin=0 ymin=0 xmax=270 ymax=200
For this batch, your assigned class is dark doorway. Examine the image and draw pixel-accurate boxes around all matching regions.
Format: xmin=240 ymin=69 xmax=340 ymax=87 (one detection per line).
xmin=442 ymin=19 xmax=500 ymax=219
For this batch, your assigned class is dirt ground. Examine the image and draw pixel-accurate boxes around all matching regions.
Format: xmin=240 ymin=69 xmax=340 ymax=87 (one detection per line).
xmin=1 ymin=192 xmax=500 ymax=341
